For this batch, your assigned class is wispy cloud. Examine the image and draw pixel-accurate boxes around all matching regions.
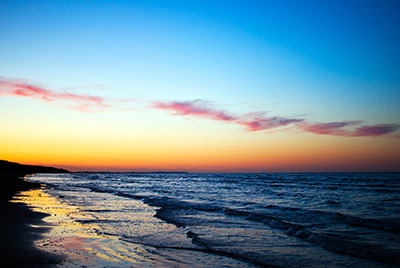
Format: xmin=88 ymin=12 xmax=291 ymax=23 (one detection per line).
xmin=1 ymin=78 xmax=399 ymax=137
xmin=237 ymin=114 xmax=304 ymax=131
xmin=152 ymin=100 xmax=303 ymax=131
xmin=297 ymin=121 xmax=400 ymax=137
xmin=348 ymin=124 xmax=400 ymax=137
xmin=0 ymin=79 xmax=111 ymax=111
xmin=152 ymin=100 xmax=236 ymax=122
xmin=152 ymin=100 xmax=400 ymax=137
xmin=296 ymin=121 xmax=361 ymax=136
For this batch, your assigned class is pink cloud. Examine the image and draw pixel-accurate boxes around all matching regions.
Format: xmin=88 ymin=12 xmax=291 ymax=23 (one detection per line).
xmin=152 ymin=100 xmax=303 ymax=131
xmin=1 ymin=78 xmax=399 ymax=138
xmin=0 ymin=79 xmax=110 ymax=111
xmin=351 ymin=124 xmax=400 ymax=137
xmin=297 ymin=121 xmax=400 ymax=137
xmin=297 ymin=121 xmax=361 ymax=136
xmin=238 ymin=116 xmax=304 ymax=131
xmin=152 ymin=100 xmax=237 ymax=122
xmin=153 ymin=100 xmax=400 ymax=137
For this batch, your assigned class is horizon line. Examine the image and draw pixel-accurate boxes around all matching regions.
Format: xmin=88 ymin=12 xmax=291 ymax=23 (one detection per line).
xmin=2 ymin=160 xmax=399 ymax=174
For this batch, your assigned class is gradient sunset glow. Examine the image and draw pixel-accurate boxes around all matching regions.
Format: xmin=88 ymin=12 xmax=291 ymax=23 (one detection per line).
xmin=1 ymin=1 xmax=399 ymax=172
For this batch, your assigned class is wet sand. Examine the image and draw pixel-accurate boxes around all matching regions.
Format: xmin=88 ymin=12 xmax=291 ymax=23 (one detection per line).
xmin=0 ymin=172 xmax=63 ymax=267
xmin=0 ymin=161 xmax=71 ymax=267
xmin=0 ymin=162 xmax=263 ymax=267
xmin=7 ymin=177 xmax=258 ymax=268
xmin=11 ymin=188 xmax=143 ymax=267
xmin=0 ymin=170 xmax=137 ymax=267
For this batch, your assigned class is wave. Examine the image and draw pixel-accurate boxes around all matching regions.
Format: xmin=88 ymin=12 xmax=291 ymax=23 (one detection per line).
xmin=120 ymin=234 xmax=277 ymax=268
xmin=333 ymin=213 xmax=400 ymax=233
xmin=129 ymin=197 xmax=400 ymax=266
xmin=32 ymin=173 xmax=400 ymax=267
xmin=223 ymin=208 xmax=400 ymax=266
xmin=260 ymin=203 xmax=400 ymax=234
xmin=97 ymin=185 xmax=400 ymax=266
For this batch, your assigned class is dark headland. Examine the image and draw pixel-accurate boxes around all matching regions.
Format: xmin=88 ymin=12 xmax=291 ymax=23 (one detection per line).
xmin=0 ymin=160 xmax=69 ymax=267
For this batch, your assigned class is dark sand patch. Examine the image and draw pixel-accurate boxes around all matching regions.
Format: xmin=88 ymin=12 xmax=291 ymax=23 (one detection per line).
xmin=0 ymin=172 xmax=64 ymax=267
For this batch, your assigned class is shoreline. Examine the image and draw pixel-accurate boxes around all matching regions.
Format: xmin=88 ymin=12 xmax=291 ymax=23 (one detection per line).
xmin=2 ymin=161 xmax=399 ymax=267
xmin=20 ymin=174 xmax=260 ymax=267
xmin=0 ymin=172 xmax=64 ymax=267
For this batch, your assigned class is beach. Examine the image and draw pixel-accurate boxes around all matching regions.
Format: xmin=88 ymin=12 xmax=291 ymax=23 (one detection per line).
xmin=0 ymin=161 xmax=70 ymax=267
xmin=2 ymin=1 xmax=399 ymax=267
xmin=0 ymin=162 xmax=257 ymax=267
xmin=22 ymin=172 xmax=400 ymax=267
xmin=2 ymin=160 xmax=400 ymax=267
xmin=0 ymin=162 xmax=128 ymax=268
xmin=0 ymin=172 xmax=63 ymax=267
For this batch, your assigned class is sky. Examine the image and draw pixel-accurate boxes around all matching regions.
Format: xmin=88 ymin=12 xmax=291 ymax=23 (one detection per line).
xmin=1 ymin=0 xmax=400 ymax=172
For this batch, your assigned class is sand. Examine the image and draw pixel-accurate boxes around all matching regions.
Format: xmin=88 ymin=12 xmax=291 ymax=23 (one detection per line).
xmin=11 ymin=188 xmax=145 ymax=267
xmin=0 ymin=172 xmax=63 ymax=267
xmin=0 ymin=171 xmax=156 ymax=267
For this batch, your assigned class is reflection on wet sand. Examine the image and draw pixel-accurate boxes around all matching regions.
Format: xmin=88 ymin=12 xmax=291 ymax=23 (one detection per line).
xmin=11 ymin=188 xmax=145 ymax=267
xmin=11 ymin=187 xmax=254 ymax=268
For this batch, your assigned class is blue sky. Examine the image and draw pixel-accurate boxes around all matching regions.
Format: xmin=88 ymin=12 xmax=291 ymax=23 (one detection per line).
xmin=1 ymin=0 xmax=399 ymax=171
xmin=2 ymin=1 xmax=400 ymax=111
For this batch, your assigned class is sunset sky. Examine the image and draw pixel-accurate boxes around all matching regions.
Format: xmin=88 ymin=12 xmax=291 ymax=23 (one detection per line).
xmin=1 ymin=0 xmax=400 ymax=172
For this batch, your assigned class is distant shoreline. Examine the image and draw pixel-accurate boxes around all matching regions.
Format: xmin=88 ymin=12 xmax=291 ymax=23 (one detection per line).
xmin=3 ymin=159 xmax=400 ymax=174
xmin=71 ymin=171 xmax=399 ymax=174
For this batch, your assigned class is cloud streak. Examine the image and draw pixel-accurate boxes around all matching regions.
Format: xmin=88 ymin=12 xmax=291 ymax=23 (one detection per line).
xmin=0 ymin=79 xmax=111 ymax=111
xmin=1 ymin=78 xmax=399 ymax=138
xmin=152 ymin=100 xmax=236 ymax=122
xmin=237 ymin=115 xmax=304 ymax=131
xmin=297 ymin=121 xmax=361 ymax=136
xmin=298 ymin=122 xmax=400 ymax=137
xmin=153 ymin=100 xmax=400 ymax=138
xmin=152 ymin=100 xmax=304 ymax=131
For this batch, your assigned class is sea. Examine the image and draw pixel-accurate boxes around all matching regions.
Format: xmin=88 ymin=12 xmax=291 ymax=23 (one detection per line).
xmin=25 ymin=172 xmax=400 ymax=268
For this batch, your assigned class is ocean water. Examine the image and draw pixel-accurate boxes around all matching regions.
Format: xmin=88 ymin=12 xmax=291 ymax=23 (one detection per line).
xmin=26 ymin=173 xmax=400 ymax=267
